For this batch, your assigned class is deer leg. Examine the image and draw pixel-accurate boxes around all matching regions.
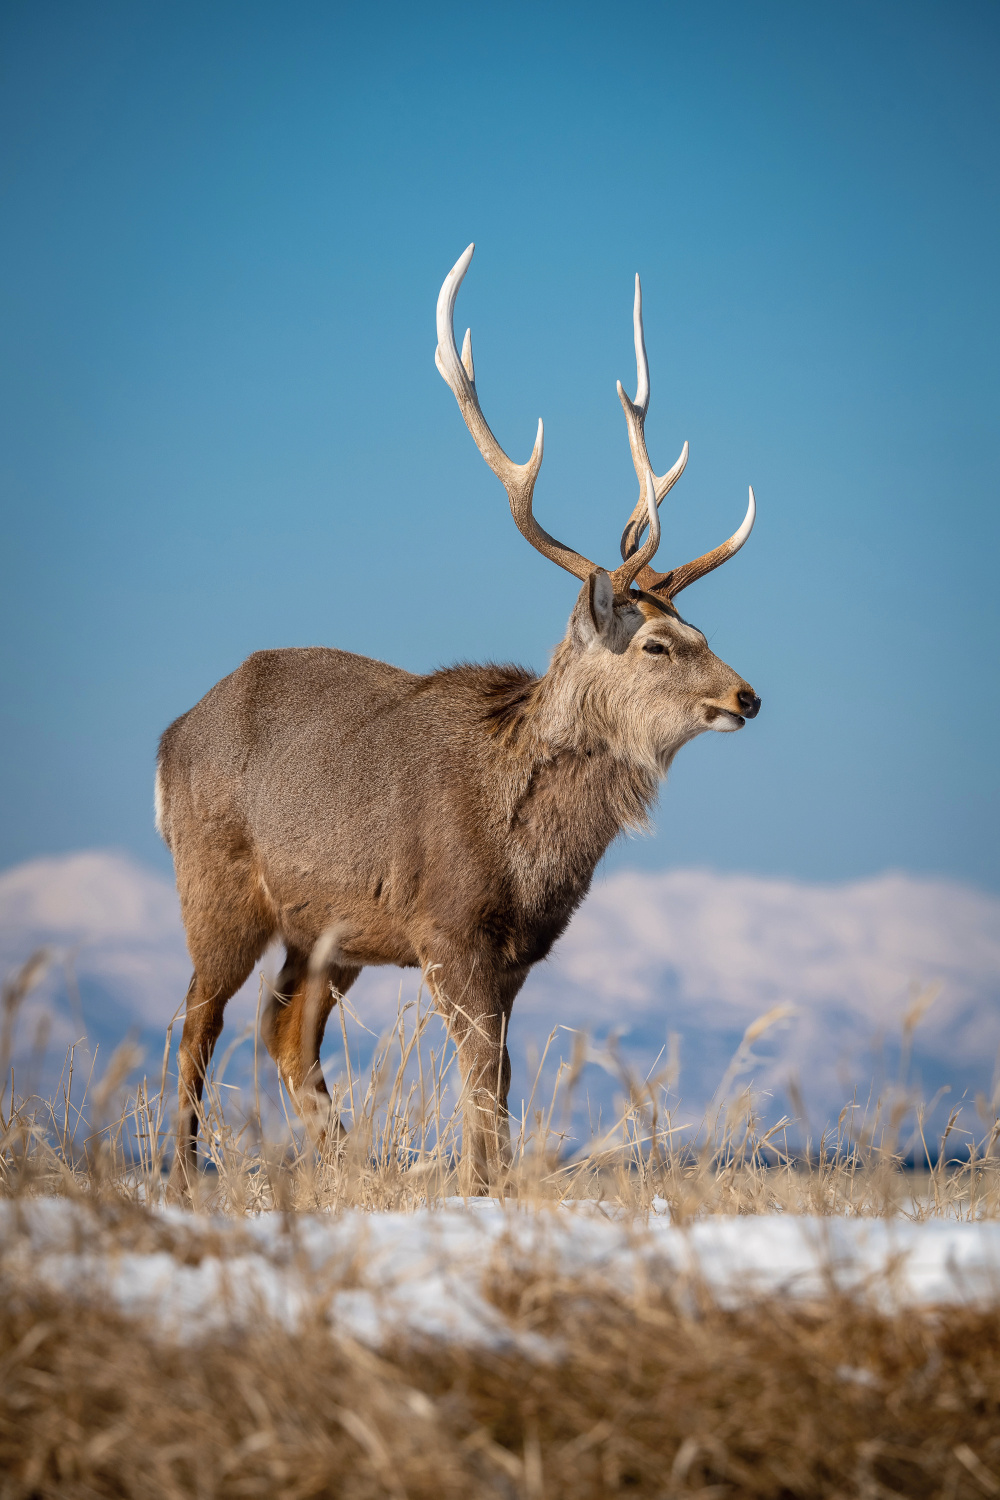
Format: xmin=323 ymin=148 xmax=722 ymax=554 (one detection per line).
xmin=458 ymin=1010 xmax=513 ymax=1196
xmin=428 ymin=958 xmax=522 ymax=1195
xmin=263 ymin=945 xmax=360 ymax=1142
xmin=169 ymin=861 xmax=274 ymax=1197
xmin=171 ymin=961 xmax=255 ymax=1195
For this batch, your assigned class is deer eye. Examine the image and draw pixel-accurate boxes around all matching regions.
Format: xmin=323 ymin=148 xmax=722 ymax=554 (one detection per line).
xmin=643 ymin=641 xmax=669 ymax=656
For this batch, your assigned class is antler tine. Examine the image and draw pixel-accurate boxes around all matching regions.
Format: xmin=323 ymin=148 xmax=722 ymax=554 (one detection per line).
xmin=609 ymin=470 xmax=660 ymax=593
xmin=633 ymin=486 xmax=756 ymax=600
xmin=617 ymin=274 xmax=689 ymax=563
xmin=611 ymin=271 xmax=755 ymax=602
xmin=435 ymin=245 xmax=599 ymax=584
xmin=631 ymin=271 xmax=649 ymax=417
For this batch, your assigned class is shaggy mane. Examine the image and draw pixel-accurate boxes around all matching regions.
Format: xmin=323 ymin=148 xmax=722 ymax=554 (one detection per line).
xmin=422 ymin=662 xmax=541 ymax=739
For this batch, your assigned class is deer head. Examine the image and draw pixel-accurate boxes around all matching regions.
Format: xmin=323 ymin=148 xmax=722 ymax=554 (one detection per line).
xmin=435 ymin=245 xmax=760 ymax=771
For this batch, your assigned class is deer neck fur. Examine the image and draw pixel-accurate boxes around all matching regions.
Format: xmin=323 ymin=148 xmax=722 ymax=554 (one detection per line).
xmin=475 ymin=635 xmax=669 ymax=915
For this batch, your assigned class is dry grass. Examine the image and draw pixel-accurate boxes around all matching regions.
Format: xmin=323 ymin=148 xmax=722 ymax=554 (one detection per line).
xmin=4 ymin=953 xmax=1000 ymax=1496
xmin=3 ymin=953 xmax=999 ymax=1220
xmin=3 ymin=1240 xmax=1000 ymax=1498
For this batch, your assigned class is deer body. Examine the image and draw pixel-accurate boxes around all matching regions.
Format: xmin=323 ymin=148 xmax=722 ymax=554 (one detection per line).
xmin=159 ymin=647 xmax=628 ymax=981
xmin=161 ymin=246 xmax=761 ymax=1191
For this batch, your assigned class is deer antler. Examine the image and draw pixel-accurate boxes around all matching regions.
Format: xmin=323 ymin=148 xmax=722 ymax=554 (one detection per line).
xmin=616 ymin=272 xmax=755 ymax=601
xmin=435 ymin=248 xmax=753 ymax=604
xmin=435 ymin=244 xmax=600 ymax=584
xmin=617 ymin=275 xmax=689 ymax=565
xmin=608 ymin=470 xmax=660 ymax=594
xmin=634 ymin=486 xmax=757 ymax=600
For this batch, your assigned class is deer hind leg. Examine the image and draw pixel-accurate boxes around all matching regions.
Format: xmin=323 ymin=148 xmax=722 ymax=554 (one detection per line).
xmin=171 ymin=958 xmax=263 ymax=1194
xmin=170 ymin=870 xmax=274 ymax=1195
xmin=262 ymin=943 xmax=360 ymax=1143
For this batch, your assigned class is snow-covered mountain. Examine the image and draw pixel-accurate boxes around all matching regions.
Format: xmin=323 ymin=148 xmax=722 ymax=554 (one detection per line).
xmin=0 ymin=852 xmax=193 ymax=1091
xmin=2 ymin=850 xmax=998 ymax=1139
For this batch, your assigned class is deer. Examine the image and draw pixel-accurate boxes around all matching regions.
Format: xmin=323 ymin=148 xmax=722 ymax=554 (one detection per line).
xmin=156 ymin=244 xmax=761 ymax=1194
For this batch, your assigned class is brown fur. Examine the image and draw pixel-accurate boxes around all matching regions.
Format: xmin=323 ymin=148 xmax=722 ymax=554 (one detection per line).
xmin=158 ymin=574 xmax=759 ymax=1191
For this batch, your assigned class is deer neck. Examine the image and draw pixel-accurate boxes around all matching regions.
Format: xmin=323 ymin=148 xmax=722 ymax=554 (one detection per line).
xmin=495 ymin=655 xmax=663 ymax=902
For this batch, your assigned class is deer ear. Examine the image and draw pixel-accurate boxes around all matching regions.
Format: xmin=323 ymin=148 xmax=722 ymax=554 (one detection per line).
xmin=569 ymin=569 xmax=616 ymax=648
xmin=588 ymin=569 xmax=615 ymax=634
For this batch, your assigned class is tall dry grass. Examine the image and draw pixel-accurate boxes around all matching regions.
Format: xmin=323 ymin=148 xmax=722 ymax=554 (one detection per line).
xmin=3 ymin=952 xmax=999 ymax=1220
xmin=4 ymin=951 xmax=1000 ymax=1496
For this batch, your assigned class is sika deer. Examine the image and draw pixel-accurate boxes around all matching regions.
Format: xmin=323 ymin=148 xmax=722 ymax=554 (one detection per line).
xmin=157 ymin=245 xmax=761 ymax=1192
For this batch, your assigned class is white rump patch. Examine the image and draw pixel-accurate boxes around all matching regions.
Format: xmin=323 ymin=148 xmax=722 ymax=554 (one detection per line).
xmin=154 ymin=766 xmax=166 ymax=838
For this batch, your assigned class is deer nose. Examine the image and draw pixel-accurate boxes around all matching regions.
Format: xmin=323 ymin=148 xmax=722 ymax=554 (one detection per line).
xmin=737 ymin=689 xmax=761 ymax=719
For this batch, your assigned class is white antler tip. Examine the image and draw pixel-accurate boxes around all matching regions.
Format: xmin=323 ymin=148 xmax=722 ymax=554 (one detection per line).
xmin=732 ymin=484 xmax=756 ymax=548
xmin=437 ymin=247 xmax=480 ymax=389
xmin=440 ymin=245 xmax=475 ymax=310
xmin=631 ymin=275 xmax=649 ymax=414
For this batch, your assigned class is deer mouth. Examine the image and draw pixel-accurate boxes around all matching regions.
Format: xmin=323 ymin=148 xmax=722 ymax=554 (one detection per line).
xmin=703 ymin=704 xmax=745 ymax=731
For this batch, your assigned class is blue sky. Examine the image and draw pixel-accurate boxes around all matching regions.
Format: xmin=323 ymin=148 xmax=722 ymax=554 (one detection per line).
xmin=1 ymin=0 xmax=998 ymax=889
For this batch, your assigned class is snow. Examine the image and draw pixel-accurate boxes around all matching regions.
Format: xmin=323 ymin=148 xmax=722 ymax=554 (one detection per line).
xmin=4 ymin=1198 xmax=1000 ymax=1354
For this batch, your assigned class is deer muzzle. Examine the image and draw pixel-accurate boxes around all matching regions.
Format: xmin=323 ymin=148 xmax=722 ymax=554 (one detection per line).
xmin=703 ymin=686 xmax=761 ymax=731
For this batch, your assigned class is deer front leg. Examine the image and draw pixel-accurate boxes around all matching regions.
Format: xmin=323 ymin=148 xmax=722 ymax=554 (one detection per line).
xmin=427 ymin=955 xmax=523 ymax=1195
